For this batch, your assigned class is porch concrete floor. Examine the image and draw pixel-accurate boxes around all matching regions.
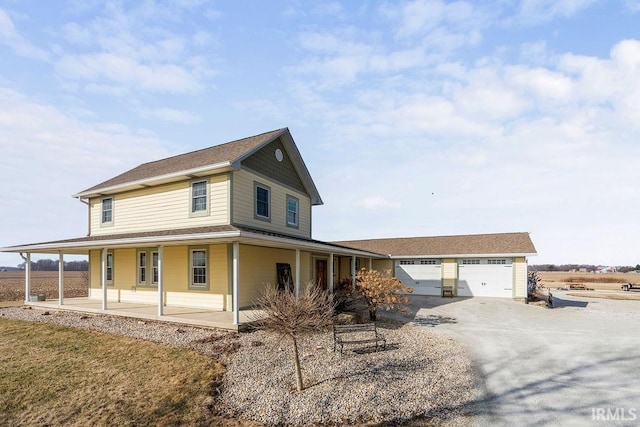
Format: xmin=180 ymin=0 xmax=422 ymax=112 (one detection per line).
xmin=25 ymin=297 xmax=261 ymax=331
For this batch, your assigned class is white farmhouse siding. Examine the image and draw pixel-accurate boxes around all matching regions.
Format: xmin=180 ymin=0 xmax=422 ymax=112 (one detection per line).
xmin=232 ymin=169 xmax=311 ymax=238
xmin=90 ymin=174 xmax=230 ymax=235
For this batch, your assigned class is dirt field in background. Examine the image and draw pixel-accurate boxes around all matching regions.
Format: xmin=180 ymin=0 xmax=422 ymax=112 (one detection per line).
xmin=538 ymin=271 xmax=640 ymax=291
xmin=0 ymin=271 xmax=88 ymax=302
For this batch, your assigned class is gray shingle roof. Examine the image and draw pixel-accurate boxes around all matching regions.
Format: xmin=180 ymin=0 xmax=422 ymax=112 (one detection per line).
xmin=79 ymin=128 xmax=287 ymax=194
xmin=333 ymin=232 xmax=537 ymax=257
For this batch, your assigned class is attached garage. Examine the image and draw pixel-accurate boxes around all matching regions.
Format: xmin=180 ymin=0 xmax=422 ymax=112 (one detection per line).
xmin=333 ymin=232 xmax=537 ymax=300
xmin=457 ymin=258 xmax=514 ymax=298
xmin=395 ymin=259 xmax=442 ymax=295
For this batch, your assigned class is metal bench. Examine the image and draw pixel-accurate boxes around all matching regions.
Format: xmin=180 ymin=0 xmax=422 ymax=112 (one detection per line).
xmin=333 ymin=323 xmax=386 ymax=354
xmin=442 ymin=286 xmax=454 ymax=297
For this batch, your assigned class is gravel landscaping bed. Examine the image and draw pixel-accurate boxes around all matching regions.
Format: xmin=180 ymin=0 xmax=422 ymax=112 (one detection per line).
xmin=0 ymin=306 xmax=476 ymax=425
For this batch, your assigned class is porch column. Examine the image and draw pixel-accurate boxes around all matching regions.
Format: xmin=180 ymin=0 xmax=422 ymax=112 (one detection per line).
xmin=328 ymin=253 xmax=334 ymax=293
xmin=58 ymin=252 xmax=64 ymax=306
xmin=101 ymin=248 xmax=108 ymax=310
xmin=351 ymin=256 xmax=356 ymax=289
xmin=157 ymin=246 xmax=164 ymax=316
xmin=24 ymin=253 xmax=31 ymax=303
xmin=232 ymin=242 xmax=240 ymax=325
xmin=295 ymin=249 xmax=301 ymax=297
xmin=369 ymin=258 xmax=373 ymax=270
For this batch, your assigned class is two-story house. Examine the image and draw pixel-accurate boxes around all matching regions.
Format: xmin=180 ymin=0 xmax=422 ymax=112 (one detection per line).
xmin=2 ymin=128 xmax=536 ymax=330
xmin=3 ymin=129 xmax=385 ymax=328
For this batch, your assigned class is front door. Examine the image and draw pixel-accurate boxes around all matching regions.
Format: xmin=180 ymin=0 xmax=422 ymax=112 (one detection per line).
xmin=315 ymin=259 xmax=327 ymax=290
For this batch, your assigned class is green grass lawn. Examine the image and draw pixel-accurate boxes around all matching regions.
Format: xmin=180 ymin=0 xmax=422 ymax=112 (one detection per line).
xmin=0 ymin=318 xmax=224 ymax=426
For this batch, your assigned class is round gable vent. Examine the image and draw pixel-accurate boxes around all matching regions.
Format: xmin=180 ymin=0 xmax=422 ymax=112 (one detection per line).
xmin=275 ymin=148 xmax=283 ymax=162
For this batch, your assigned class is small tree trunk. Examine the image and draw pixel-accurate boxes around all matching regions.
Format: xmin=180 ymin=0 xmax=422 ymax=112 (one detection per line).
xmin=291 ymin=335 xmax=304 ymax=391
xmin=369 ymin=307 xmax=377 ymax=321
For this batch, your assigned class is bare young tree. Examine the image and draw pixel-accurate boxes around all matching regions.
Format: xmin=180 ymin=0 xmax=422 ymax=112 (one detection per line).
xmin=355 ymin=268 xmax=413 ymax=321
xmin=253 ymin=284 xmax=334 ymax=392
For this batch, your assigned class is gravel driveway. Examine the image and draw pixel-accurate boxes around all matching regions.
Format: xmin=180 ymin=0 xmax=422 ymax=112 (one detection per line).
xmin=397 ymin=293 xmax=640 ymax=426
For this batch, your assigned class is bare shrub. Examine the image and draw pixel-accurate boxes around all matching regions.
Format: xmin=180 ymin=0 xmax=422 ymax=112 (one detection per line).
xmin=252 ymin=284 xmax=334 ymax=391
xmin=355 ymin=268 xmax=413 ymax=321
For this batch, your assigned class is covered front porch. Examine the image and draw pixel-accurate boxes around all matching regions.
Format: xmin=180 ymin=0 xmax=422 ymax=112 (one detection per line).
xmin=3 ymin=225 xmax=385 ymax=331
xmin=24 ymin=297 xmax=261 ymax=331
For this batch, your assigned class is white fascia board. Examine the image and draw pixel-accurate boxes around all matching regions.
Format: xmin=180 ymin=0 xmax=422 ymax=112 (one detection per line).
xmin=238 ymin=231 xmax=384 ymax=257
xmin=1 ymin=231 xmax=243 ymax=253
xmin=389 ymin=253 xmax=538 ymax=259
xmin=72 ymin=162 xmax=235 ymax=198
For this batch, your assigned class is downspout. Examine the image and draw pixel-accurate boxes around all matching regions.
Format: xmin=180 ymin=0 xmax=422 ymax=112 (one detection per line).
xmin=78 ymin=197 xmax=90 ymax=236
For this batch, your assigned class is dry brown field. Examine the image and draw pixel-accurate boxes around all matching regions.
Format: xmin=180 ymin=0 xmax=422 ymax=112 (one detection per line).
xmin=0 ymin=271 xmax=87 ymax=302
xmin=538 ymin=271 xmax=640 ymax=291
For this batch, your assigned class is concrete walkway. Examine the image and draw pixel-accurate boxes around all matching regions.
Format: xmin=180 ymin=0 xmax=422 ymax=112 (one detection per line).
xmin=398 ymin=293 xmax=640 ymax=426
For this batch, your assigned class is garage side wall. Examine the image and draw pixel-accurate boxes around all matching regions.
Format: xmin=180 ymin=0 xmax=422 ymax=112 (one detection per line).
xmin=513 ymin=257 xmax=527 ymax=299
xmin=442 ymin=259 xmax=458 ymax=293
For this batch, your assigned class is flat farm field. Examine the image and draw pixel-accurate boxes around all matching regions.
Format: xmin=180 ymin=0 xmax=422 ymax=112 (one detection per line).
xmin=537 ymin=271 xmax=640 ymax=291
xmin=0 ymin=271 xmax=88 ymax=302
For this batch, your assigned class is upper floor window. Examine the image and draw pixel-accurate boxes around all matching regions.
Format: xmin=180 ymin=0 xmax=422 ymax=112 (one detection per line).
xmin=286 ymin=195 xmax=299 ymax=227
xmin=101 ymin=197 xmax=113 ymax=225
xmin=255 ymin=183 xmax=270 ymax=221
xmin=191 ymin=180 xmax=208 ymax=215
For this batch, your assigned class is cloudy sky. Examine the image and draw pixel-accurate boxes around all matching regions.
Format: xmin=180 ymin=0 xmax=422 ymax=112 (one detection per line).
xmin=1 ymin=0 xmax=639 ymax=267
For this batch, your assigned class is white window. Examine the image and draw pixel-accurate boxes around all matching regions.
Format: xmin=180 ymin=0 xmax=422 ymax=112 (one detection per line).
xmin=106 ymin=252 xmax=113 ymax=285
xmin=420 ymin=260 xmax=438 ymax=265
xmin=488 ymin=259 xmax=507 ymax=265
xmin=400 ymin=260 xmax=415 ymax=265
xmin=152 ymin=251 xmax=159 ymax=284
xmin=255 ymin=183 xmax=270 ymax=220
xmin=286 ymin=195 xmax=299 ymax=227
xmin=138 ymin=252 xmax=147 ymax=284
xmin=191 ymin=180 xmax=208 ymax=214
xmin=190 ymin=249 xmax=208 ymax=288
xmin=462 ymin=259 xmax=480 ymax=265
xmin=101 ymin=197 xmax=113 ymax=225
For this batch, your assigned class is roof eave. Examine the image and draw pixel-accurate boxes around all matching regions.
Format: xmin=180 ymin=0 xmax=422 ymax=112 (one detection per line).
xmin=73 ymin=162 xmax=235 ymax=198
xmin=388 ymin=252 xmax=538 ymax=259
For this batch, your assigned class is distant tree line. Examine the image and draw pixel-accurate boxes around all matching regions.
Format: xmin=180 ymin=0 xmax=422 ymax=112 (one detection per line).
xmin=530 ymin=264 xmax=640 ymax=272
xmin=17 ymin=259 xmax=89 ymax=271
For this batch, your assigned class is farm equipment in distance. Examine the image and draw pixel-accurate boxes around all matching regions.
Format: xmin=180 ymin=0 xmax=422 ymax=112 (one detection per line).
xmin=621 ymin=283 xmax=640 ymax=291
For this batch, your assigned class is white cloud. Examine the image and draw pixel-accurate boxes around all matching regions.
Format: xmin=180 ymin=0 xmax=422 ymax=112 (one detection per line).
xmin=0 ymin=8 xmax=49 ymax=60
xmin=138 ymin=107 xmax=201 ymax=124
xmin=513 ymin=0 xmax=598 ymax=25
xmin=357 ymin=196 xmax=402 ymax=210
xmin=53 ymin=2 xmax=218 ymax=95
xmin=0 ymin=86 xmax=171 ymax=253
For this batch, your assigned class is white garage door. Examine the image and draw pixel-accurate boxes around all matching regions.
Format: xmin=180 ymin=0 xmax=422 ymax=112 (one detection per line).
xmin=395 ymin=259 xmax=442 ymax=295
xmin=457 ymin=258 xmax=513 ymax=298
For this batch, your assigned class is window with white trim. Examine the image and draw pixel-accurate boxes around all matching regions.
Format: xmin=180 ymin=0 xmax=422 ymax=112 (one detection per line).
xmin=286 ymin=195 xmax=299 ymax=227
xmin=420 ymin=259 xmax=438 ymax=265
xmin=152 ymin=251 xmax=159 ymax=284
xmin=400 ymin=260 xmax=415 ymax=265
xmin=190 ymin=249 xmax=208 ymax=288
xmin=191 ymin=180 xmax=208 ymax=214
xmin=101 ymin=197 xmax=113 ymax=225
xmin=138 ymin=252 xmax=147 ymax=284
xmin=255 ymin=183 xmax=270 ymax=220
xmin=488 ymin=259 xmax=507 ymax=265
xmin=106 ymin=252 xmax=114 ymax=285
xmin=462 ymin=259 xmax=480 ymax=265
